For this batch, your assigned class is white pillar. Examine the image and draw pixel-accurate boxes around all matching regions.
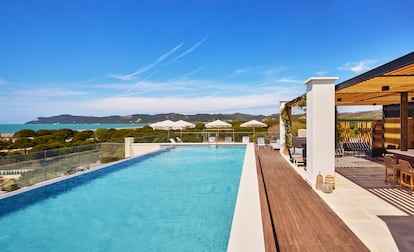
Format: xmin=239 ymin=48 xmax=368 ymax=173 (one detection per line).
xmin=279 ymin=101 xmax=288 ymax=153
xmin=305 ymin=77 xmax=338 ymax=185
xmin=125 ymin=137 xmax=134 ymax=158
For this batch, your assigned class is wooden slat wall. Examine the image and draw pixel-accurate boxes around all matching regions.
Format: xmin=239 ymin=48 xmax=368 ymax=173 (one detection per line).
xmin=384 ymin=117 xmax=414 ymax=148
xmin=373 ymin=120 xmax=383 ymax=147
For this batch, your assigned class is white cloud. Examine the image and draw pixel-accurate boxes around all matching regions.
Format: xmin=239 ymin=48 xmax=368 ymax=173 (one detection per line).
xmin=0 ymin=78 xmax=7 ymax=86
xmin=110 ymin=38 xmax=207 ymax=82
xmin=262 ymin=67 xmax=285 ymax=77
xmin=90 ymin=83 xmax=133 ymax=90
xmin=15 ymin=87 xmax=87 ymax=97
xmin=165 ymin=68 xmax=203 ymax=83
xmin=338 ymin=60 xmax=376 ymax=73
xmin=274 ymin=78 xmax=301 ymax=84
xmin=173 ymin=37 xmax=208 ymax=61
xmin=1 ymin=72 xmax=306 ymax=122
xmin=315 ymin=71 xmax=327 ymax=76
xmin=86 ymin=94 xmax=277 ymax=115
xmin=234 ymin=68 xmax=249 ymax=75
xmin=110 ymin=43 xmax=184 ymax=81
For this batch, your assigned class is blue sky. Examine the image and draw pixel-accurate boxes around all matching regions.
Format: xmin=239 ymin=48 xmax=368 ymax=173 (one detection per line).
xmin=0 ymin=0 xmax=413 ymax=123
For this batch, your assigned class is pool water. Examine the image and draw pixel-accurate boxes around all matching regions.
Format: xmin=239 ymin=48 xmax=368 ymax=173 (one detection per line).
xmin=0 ymin=146 xmax=245 ymax=251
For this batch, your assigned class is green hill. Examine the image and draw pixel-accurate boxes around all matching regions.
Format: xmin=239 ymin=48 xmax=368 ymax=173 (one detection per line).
xmin=26 ymin=110 xmax=382 ymax=124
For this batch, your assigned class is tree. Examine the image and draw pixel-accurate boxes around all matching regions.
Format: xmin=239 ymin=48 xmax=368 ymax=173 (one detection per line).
xmin=14 ymin=129 xmax=36 ymax=138
xmin=36 ymin=129 xmax=54 ymax=136
xmin=12 ymin=138 xmax=35 ymax=149
xmin=0 ymin=140 xmax=10 ymax=150
xmin=33 ymin=136 xmax=50 ymax=145
xmin=52 ymin=128 xmax=75 ymax=142
xmin=94 ymin=128 xmax=116 ymax=142
xmin=30 ymin=141 xmax=65 ymax=152
xmin=72 ymin=130 xmax=95 ymax=142
xmin=108 ymin=129 xmax=136 ymax=142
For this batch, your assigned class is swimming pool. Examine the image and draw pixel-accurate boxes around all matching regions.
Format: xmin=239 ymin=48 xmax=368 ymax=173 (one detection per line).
xmin=0 ymin=146 xmax=246 ymax=251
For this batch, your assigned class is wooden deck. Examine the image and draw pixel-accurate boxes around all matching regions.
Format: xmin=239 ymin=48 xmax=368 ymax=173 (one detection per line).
xmin=256 ymin=147 xmax=369 ymax=251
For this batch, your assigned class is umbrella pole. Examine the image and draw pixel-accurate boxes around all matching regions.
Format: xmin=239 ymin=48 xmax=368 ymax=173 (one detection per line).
xmin=253 ymin=127 xmax=256 ymax=141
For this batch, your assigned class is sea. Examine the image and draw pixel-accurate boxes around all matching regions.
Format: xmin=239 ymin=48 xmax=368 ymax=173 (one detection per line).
xmin=0 ymin=124 xmax=145 ymax=135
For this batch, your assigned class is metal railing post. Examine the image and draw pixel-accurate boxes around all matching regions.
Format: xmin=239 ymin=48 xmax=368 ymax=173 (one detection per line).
xmin=43 ymin=150 xmax=47 ymax=181
xmin=77 ymin=146 xmax=80 ymax=170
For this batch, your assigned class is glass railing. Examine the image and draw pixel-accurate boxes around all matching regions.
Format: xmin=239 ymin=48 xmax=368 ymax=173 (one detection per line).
xmin=0 ymin=143 xmax=124 ymax=192
xmin=132 ymin=132 xmax=280 ymax=144
xmin=0 ymin=132 xmax=281 ymax=193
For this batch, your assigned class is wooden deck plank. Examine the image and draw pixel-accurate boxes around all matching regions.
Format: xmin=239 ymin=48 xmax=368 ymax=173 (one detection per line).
xmin=256 ymin=150 xmax=277 ymax=252
xmin=256 ymin=148 xmax=369 ymax=251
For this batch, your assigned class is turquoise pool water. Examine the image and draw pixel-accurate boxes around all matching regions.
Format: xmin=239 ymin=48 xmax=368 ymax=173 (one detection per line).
xmin=0 ymin=146 xmax=245 ymax=251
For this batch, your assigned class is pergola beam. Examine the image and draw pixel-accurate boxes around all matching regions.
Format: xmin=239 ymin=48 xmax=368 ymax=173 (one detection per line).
xmin=401 ymin=92 xmax=408 ymax=151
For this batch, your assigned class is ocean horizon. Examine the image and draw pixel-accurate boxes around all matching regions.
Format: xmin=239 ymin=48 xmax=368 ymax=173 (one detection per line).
xmin=0 ymin=123 xmax=145 ymax=135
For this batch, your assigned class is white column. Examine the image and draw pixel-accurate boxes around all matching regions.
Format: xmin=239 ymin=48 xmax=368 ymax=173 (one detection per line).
xmin=124 ymin=137 xmax=134 ymax=158
xmin=279 ymin=101 xmax=288 ymax=153
xmin=305 ymin=77 xmax=338 ymax=185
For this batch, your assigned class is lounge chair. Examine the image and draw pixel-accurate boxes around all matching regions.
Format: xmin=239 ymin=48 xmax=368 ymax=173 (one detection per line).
xmin=257 ymin=137 xmax=265 ymax=148
xmin=208 ymin=136 xmax=217 ymax=148
xmin=176 ymin=137 xmax=183 ymax=143
xmin=169 ymin=138 xmax=177 ymax=143
xmin=208 ymin=136 xmax=216 ymax=143
xmin=270 ymin=139 xmax=281 ymax=150
xmin=225 ymin=137 xmax=232 ymax=143
xmin=288 ymin=147 xmax=306 ymax=166
xmin=242 ymin=136 xmax=250 ymax=143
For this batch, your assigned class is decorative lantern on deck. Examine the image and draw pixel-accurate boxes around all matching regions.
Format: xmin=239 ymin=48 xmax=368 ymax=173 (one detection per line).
xmin=316 ymin=172 xmax=323 ymax=190
xmin=322 ymin=182 xmax=333 ymax=193
xmin=325 ymin=174 xmax=335 ymax=190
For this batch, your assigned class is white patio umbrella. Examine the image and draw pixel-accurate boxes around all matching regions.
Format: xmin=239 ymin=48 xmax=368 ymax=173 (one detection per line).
xmin=149 ymin=120 xmax=179 ymax=139
xmin=174 ymin=120 xmax=196 ymax=138
xmin=240 ymin=119 xmax=268 ymax=139
xmin=205 ymin=120 xmax=232 ymax=128
xmin=205 ymin=120 xmax=232 ymax=142
xmin=175 ymin=120 xmax=195 ymax=129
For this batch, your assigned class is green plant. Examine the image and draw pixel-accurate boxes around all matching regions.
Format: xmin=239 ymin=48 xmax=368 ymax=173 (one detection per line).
xmin=281 ymin=105 xmax=292 ymax=148
xmin=335 ymin=107 xmax=345 ymax=146
xmin=297 ymin=93 xmax=307 ymax=109
xmin=5 ymin=183 xmax=19 ymax=192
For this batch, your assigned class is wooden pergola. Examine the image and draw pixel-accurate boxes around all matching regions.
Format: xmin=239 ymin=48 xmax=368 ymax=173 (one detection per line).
xmin=335 ymin=52 xmax=414 ymax=106
xmin=288 ymin=51 xmax=414 ymax=151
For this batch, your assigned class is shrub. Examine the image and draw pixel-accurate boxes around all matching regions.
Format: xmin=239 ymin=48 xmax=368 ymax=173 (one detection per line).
xmin=14 ymin=129 xmax=36 ymax=138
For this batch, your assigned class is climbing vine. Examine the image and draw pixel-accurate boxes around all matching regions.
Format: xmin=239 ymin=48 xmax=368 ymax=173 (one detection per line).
xmin=297 ymin=93 xmax=307 ymax=109
xmin=281 ymin=105 xmax=292 ymax=148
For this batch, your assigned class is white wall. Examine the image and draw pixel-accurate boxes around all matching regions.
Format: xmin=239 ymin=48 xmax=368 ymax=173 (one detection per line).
xmin=125 ymin=137 xmax=161 ymax=158
xmin=305 ymin=77 xmax=337 ymax=185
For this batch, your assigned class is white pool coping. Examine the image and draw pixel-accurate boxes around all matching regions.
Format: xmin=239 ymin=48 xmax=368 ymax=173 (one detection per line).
xmin=227 ymin=143 xmax=265 ymax=252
